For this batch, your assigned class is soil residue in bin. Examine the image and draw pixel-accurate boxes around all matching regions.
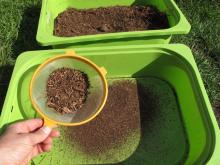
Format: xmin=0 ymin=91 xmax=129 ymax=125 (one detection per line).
xmin=64 ymin=80 xmax=141 ymax=155
xmin=46 ymin=67 xmax=89 ymax=114
xmin=54 ymin=6 xmax=169 ymax=37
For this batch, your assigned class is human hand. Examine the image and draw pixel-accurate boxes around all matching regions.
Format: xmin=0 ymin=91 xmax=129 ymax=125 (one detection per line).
xmin=0 ymin=118 xmax=60 ymax=165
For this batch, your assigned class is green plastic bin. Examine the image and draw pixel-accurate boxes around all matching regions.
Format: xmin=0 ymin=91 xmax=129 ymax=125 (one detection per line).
xmin=36 ymin=0 xmax=190 ymax=48
xmin=0 ymin=44 xmax=219 ymax=164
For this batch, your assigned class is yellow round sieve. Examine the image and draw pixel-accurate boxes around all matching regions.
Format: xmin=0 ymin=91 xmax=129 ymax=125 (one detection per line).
xmin=29 ymin=51 xmax=108 ymax=127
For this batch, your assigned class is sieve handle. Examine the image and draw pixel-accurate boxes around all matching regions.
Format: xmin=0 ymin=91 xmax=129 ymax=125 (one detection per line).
xmin=43 ymin=118 xmax=57 ymax=127
xmin=99 ymin=67 xmax=107 ymax=76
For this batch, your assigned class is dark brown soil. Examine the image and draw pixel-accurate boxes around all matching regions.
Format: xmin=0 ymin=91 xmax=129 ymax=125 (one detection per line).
xmin=54 ymin=6 xmax=169 ymax=37
xmin=64 ymin=80 xmax=140 ymax=155
xmin=46 ymin=67 xmax=89 ymax=114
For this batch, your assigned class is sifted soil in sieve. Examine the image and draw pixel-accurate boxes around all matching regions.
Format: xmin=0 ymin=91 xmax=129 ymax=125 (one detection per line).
xmin=64 ymin=80 xmax=141 ymax=155
xmin=46 ymin=67 xmax=89 ymax=114
xmin=54 ymin=5 xmax=169 ymax=37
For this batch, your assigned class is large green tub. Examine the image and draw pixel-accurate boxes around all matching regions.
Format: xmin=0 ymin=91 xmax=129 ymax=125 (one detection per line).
xmin=0 ymin=44 xmax=219 ymax=164
xmin=36 ymin=0 xmax=190 ymax=48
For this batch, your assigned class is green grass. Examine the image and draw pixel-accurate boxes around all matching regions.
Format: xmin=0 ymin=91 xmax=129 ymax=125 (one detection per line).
xmin=0 ymin=0 xmax=219 ymax=125
xmin=0 ymin=0 xmax=47 ymax=110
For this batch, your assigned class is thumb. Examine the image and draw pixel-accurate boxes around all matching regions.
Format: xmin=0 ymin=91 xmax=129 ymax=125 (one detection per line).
xmin=29 ymin=126 xmax=52 ymax=144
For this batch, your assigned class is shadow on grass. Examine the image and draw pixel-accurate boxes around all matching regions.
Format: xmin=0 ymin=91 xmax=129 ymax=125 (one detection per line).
xmin=12 ymin=5 xmax=50 ymax=59
xmin=0 ymin=65 xmax=14 ymax=112
xmin=210 ymin=48 xmax=220 ymax=126
xmin=210 ymin=48 xmax=220 ymax=66
xmin=1 ymin=5 xmax=50 ymax=113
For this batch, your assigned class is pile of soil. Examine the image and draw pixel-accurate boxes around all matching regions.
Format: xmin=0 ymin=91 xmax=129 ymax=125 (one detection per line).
xmin=64 ymin=80 xmax=140 ymax=155
xmin=46 ymin=67 xmax=89 ymax=114
xmin=54 ymin=5 xmax=169 ymax=37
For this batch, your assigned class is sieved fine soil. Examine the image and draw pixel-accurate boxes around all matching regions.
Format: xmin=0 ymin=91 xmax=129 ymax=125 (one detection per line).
xmin=46 ymin=67 xmax=89 ymax=114
xmin=64 ymin=80 xmax=141 ymax=155
xmin=35 ymin=78 xmax=185 ymax=164
xmin=54 ymin=5 xmax=169 ymax=37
